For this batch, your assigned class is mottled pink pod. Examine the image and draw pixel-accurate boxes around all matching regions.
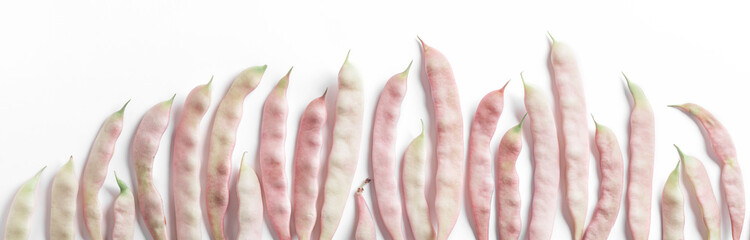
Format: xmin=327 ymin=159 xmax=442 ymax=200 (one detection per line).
xmin=259 ymin=68 xmax=293 ymax=240
xmin=3 ymin=167 xmax=45 ymax=240
xmin=355 ymin=179 xmax=376 ymax=240
xmin=237 ymin=152 xmax=264 ymax=240
xmin=418 ymin=37 xmax=465 ymax=240
xmin=522 ymin=74 xmax=560 ymax=240
xmin=670 ymin=103 xmax=744 ymax=240
xmin=50 ymin=157 xmax=78 ymax=240
xmin=624 ymin=75 xmax=655 ymax=240
xmin=112 ymin=172 xmax=135 ymax=240
xmin=133 ymin=95 xmax=174 ymax=240
xmin=292 ymin=90 xmax=327 ymax=240
xmin=401 ymin=121 xmax=435 ymax=240
xmin=172 ymin=79 xmax=212 ymax=240
xmin=675 ymin=145 xmax=720 ymax=239
xmin=495 ymin=116 xmax=525 ymax=240
xmin=467 ymin=82 xmax=508 ymax=240
xmin=583 ymin=118 xmax=623 ymax=240
xmin=319 ymin=52 xmax=365 ymax=240
xmin=370 ymin=62 xmax=411 ymax=240
xmin=207 ymin=65 xmax=266 ymax=240
xmin=81 ymin=101 xmax=129 ymax=240
xmin=549 ymin=35 xmax=589 ymax=240
xmin=661 ymin=162 xmax=684 ymax=240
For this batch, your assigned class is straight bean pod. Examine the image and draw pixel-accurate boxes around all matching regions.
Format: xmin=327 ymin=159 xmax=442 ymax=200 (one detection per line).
xmin=675 ymin=145 xmax=720 ymax=240
xmin=370 ymin=62 xmax=411 ymax=240
xmin=81 ymin=101 xmax=129 ymax=240
xmin=522 ymin=74 xmax=560 ymax=240
xmin=549 ymin=36 xmax=590 ymax=240
xmin=319 ymin=52 xmax=365 ymax=240
xmin=292 ymin=90 xmax=327 ymax=240
xmin=401 ymin=121 xmax=435 ymax=240
xmin=172 ymin=79 xmax=212 ymax=240
xmin=661 ymin=162 xmax=685 ymax=240
xmin=49 ymin=157 xmax=78 ymax=240
xmin=418 ymin=37 xmax=465 ymax=240
xmin=132 ymin=96 xmax=174 ymax=240
xmin=206 ymin=65 xmax=266 ymax=240
xmin=3 ymin=167 xmax=45 ymax=240
xmin=625 ymin=75 xmax=655 ymax=240
xmin=496 ymin=116 xmax=525 ymax=240
xmin=467 ymin=82 xmax=508 ymax=240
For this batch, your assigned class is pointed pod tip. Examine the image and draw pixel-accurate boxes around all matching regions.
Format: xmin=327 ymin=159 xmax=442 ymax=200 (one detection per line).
xmin=167 ymin=94 xmax=177 ymax=104
xmin=344 ymin=50 xmax=351 ymax=64
xmin=547 ymin=31 xmax=556 ymax=43
xmin=420 ymin=119 xmax=425 ymax=135
xmin=515 ymin=114 xmax=527 ymax=130
xmin=500 ymin=79 xmax=511 ymax=92
xmin=114 ymin=171 xmax=129 ymax=192
xmin=207 ymin=75 xmax=214 ymax=86
xmin=321 ymin=88 xmax=328 ymax=98
xmin=35 ymin=166 xmax=47 ymax=178
xmin=117 ymin=99 xmax=131 ymax=114
xmin=402 ymin=60 xmax=414 ymax=76
xmin=673 ymin=144 xmax=686 ymax=158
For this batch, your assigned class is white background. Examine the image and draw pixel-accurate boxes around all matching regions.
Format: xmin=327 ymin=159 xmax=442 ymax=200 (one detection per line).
xmin=1 ymin=1 xmax=750 ymax=239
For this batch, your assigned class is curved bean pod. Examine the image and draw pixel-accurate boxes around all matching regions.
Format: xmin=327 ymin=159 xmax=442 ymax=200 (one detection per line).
xmin=624 ymin=75 xmax=655 ymax=240
xmin=549 ymin=36 xmax=589 ymax=240
xmin=81 ymin=101 xmax=129 ymax=240
xmin=495 ymin=115 xmax=525 ymax=240
xmin=370 ymin=62 xmax=411 ymax=240
xmin=237 ymin=152 xmax=264 ymax=240
xmin=207 ymin=65 xmax=266 ymax=240
xmin=670 ymin=103 xmax=744 ymax=240
xmin=172 ymin=79 xmax=212 ymax=240
xmin=522 ymin=74 xmax=560 ymax=240
xmin=292 ymin=90 xmax=327 ymax=240
xmin=583 ymin=118 xmax=623 ymax=240
xmin=467 ymin=82 xmax=508 ymax=240
xmin=675 ymin=145 xmax=720 ymax=240
xmin=661 ymin=162 xmax=685 ymax=240
xmin=50 ymin=157 xmax=78 ymax=240
xmin=3 ymin=167 xmax=45 ymax=240
xmin=401 ymin=121 xmax=435 ymax=240
xmin=112 ymin=172 xmax=135 ymax=240
xmin=355 ymin=179 xmax=376 ymax=240
xmin=319 ymin=52 xmax=365 ymax=240
xmin=132 ymin=95 xmax=174 ymax=240
xmin=418 ymin=37 xmax=465 ymax=240
xmin=259 ymin=68 xmax=293 ymax=240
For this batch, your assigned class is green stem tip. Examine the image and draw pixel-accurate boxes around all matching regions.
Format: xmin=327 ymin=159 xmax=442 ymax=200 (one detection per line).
xmin=117 ymin=99 xmax=132 ymax=114
xmin=547 ymin=31 xmax=556 ymax=43
xmin=673 ymin=144 xmax=686 ymax=159
xmin=114 ymin=171 xmax=128 ymax=192
xmin=207 ymin=75 xmax=214 ymax=86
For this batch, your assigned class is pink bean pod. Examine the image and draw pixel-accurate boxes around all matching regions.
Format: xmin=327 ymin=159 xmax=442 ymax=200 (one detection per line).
xmin=401 ymin=121 xmax=435 ymax=240
xmin=112 ymin=172 xmax=135 ymax=240
xmin=670 ymin=103 xmax=744 ymax=240
xmin=172 ymin=79 xmax=212 ymax=240
xmin=675 ymin=145 xmax=721 ymax=239
xmin=624 ymin=75 xmax=655 ymax=240
xmin=549 ymin=35 xmax=589 ymax=240
xmin=81 ymin=101 xmax=129 ymax=240
xmin=355 ymin=179 xmax=376 ymax=240
xmin=467 ymin=82 xmax=508 ymax=240
xmin=522 ymin=74 xmax=560 ymax=240
xmin=132 ymin=95 xmax=175 ymax=240
xmin=661 ymin=162 xmax=685 ymax=240
xmin=495 ymin=115 xmax=525 ymax=240
xmin=237 ymin=152 xmax=264 ymax=240
xmin=583 ymin=118 xmax=623 ymax=240
xmin=292 ymin=90 xmax=327 ymax=240
xmin=319 ymin=52 xmax=365 ymax=240
xmin=259 ymin=68 xmax=293 ymax=240
xmin=418 ymin=37 xmax=465 ymax=240
xmin=207 ymin=65 xmax=266 ymax=240
xmin=50 ymin=157 xmax=78 ymax=240
xmin=370 ymin=62 xmax=411 ymax=240
xmin=3 ymin=167 xmax=45 ymax=240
